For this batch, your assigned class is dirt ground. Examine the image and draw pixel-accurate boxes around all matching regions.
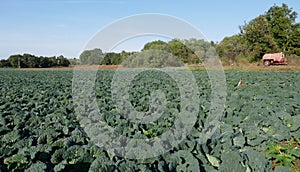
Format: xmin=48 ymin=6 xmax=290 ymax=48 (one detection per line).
xmin=18 ymin=64 xmax=300 ymax=72
xmin=190 ymin=62 xmax=300 ymax=72
xmin=223 ymin=64 xmax=300 ymax=72
xmin=19 ymin=65 xmax=121 ymax=70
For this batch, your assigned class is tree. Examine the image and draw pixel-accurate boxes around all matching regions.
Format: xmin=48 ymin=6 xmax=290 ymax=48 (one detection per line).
xmin=79 ymin=48 xmax=104 ymax=65
xmin=39 ymin=56 xmax=49 ymax=68
xmin=289 ymin=23 xmax=300 ymax=55
xmin=5 ymin=54 xmax=70 ymax=68
xmin=183 ymin=38 xmax=215 ymax=63
xmin=142 ymin=40 xmax=171 ymax=52
xmin=122 ymin=49 xmax=183 ymax=68
xmin=265 ymin=3 xmax=299 ymax=53
xmin=102 ymin=52 xmax=121 ymax=65
xmin=240 ymin=3 xmax=300 ymax=61
xmin=139 ymin=39 xmax=217 ymax=65
xmin=141 ymin=40 xmax=189 ymax=65
xmin=57 ymin=55 xmax=71 ymax=67
xmin=168 ymin=39 xmax=194 ymax=64
xmin=216 ymin=35 xmax=247 ymax=64
xmin=241 ymin=15 xmax=280 ymax=61
xmin=23 ymin=54 xmax=39 ymax=68
xmin=0 ymin=59 xmax=11 ymax=67
xmin=8 ymin=54 xmax=23 ymax=68
xmin=69 ymin=58 xmax=80 ymax=66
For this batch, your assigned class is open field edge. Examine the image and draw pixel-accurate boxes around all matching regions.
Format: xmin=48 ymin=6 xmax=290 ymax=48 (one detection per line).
xmin=16 ymin=64 xmax=300 ymax=72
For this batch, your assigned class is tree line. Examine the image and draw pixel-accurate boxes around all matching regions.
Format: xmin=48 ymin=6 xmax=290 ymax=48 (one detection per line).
xmin=79 ymin=3 xmax=299 ymax=66
xmin=0 ymin=54 xmax=70 ymax=68
xmin=79 ymin=39 xmax=214 ymax=67
xmin=217 ymin=3 xmax=300 ymax=64
xmin=1 ymin=3 xmax=299 ymax=68
xmin=79 ymin=49 xmax=135 ymax=65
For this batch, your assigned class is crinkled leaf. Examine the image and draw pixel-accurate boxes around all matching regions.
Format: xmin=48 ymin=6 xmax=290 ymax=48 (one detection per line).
xmin=206 ymin=154 xmax=220 ymax=167
xmin=219 ymin=151 xmax=245 ymax=172
xmin=25 ymin=161 xmax=47 ymax=172
xmin=244 ymin=149 xmax=271 ymax=171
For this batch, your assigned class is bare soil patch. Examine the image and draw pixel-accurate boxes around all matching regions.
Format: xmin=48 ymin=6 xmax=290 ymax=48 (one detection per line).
xmin=19 ymin=65 xmax=122 ymax=70
xmin=18 ymin=64 xmax=300 ymax=72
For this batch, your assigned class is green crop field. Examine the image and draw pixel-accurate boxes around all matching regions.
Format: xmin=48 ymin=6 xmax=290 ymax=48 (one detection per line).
xmin=0 ymin=69 xmax=299 ymax=172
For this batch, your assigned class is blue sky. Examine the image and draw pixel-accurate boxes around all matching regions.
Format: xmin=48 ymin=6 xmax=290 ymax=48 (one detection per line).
xmin=0 ymin=0 xmax=299 ymax=59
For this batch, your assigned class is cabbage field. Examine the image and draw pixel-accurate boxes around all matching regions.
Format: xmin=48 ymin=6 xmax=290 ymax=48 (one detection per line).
xmin=0 ymin=69 xmax=299 ymax=172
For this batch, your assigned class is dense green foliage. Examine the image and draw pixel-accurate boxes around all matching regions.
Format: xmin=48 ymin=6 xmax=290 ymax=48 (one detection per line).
xmin=79 ymin=39 xmax=208 ymax=66
xmin=79 ymin=49 xmax=135 ymax=65
xmin=101 ymin=51 xmax=135 ymax=65
xmin=217 ymin=3 xmax=300 ymax=63
xmin=79 ymin=48 xmax=104 ymax=65
xmin=216 ymin=35 xmax=248 ymax=64
xmin=6 ymin=54 xmax=70 ymax=68
xmin=141 ymin=39 xmax=198 ymax=64
xmin=80 ymin=4 xmax=299 ymax=65
xmin=265 ymin=4 xmax=300 ymax=54
xmin=0 ymin=59 xmax=11 ymax=68
xmin=0 ymin=69 xmax=299 ymax=171
xmin=122 ymin=49 xmax=184 ymax=68
xmin=0 ymin=54 xmax=70 ymax=68
xmin=265 ymin=137 xmax=300 ymax=170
